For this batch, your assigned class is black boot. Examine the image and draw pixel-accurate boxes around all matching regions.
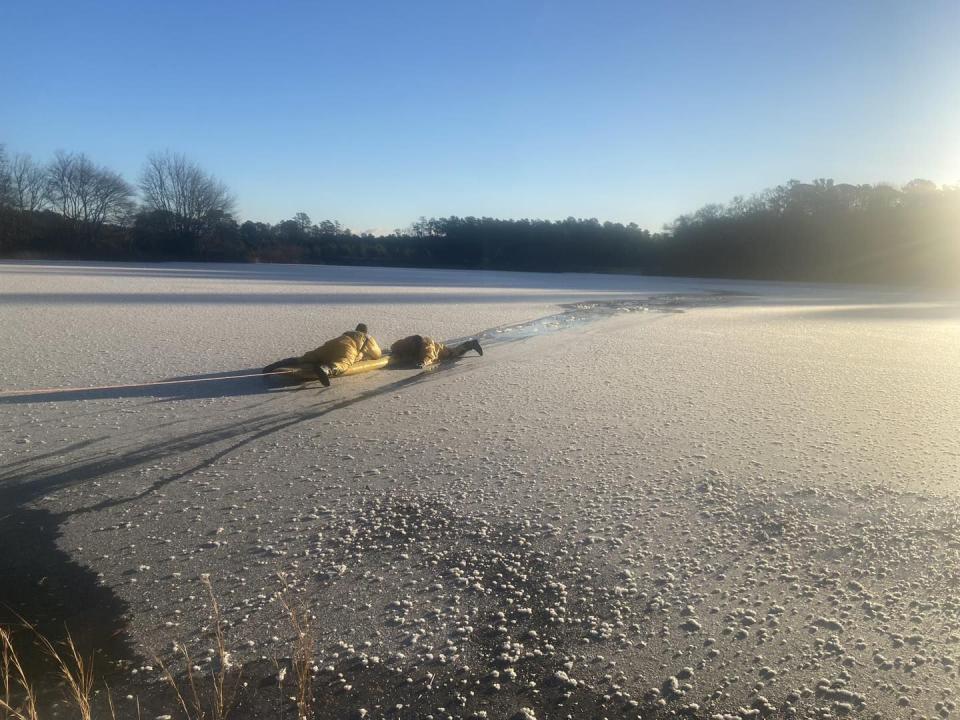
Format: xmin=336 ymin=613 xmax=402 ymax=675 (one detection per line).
xmin=314 ymin=365 xmax=332 ymax=387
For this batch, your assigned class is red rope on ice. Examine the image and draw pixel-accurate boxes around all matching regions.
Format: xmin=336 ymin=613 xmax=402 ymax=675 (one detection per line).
xmin=0 ymin=370 xmax=295 ymax=397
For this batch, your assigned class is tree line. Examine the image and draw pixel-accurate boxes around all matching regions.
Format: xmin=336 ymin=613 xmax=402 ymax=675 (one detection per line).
xmin=1 ymin=143 xmax=957 ymax=286
xmin=663 ymin=178 xmax=959 ymax=287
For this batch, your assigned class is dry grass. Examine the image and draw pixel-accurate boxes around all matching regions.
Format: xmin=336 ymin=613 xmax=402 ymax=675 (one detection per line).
xmin=1 ymin=574 xmax=321 ymax=720
xmin=0 ymin=624 xmax=110 ymax=720
xmin=0 ymin=626 xmax=38 ymax=720
xmin=31 ymin=627 xmax=95 ymax=720
xmin=157 ymin=574 xmax=243 ymax=720
xmin=278 ymin=577 xmax=315 ymax=720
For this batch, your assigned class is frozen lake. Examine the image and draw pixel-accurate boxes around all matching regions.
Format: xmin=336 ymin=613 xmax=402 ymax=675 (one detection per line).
xmin=2 ymin=261 xmax=960 ymax=718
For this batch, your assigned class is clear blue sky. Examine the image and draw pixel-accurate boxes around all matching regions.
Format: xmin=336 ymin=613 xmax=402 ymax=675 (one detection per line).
xmin=2 ymin=0 xmax=958 ymax=232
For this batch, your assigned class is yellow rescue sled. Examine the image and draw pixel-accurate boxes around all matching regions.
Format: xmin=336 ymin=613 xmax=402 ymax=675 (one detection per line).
xmin=339 ymin=356 xmax=393 ymax=376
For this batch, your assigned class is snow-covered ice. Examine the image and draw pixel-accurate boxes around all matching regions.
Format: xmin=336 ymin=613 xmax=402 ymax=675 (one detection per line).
xmin=2 ymin=260 xmax=960 ymax=719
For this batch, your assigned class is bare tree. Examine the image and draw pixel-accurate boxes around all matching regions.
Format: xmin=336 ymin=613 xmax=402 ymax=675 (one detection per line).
xmin=10 ymin=153 xmax=48 ymax=212
xmin=46 ymin=151 xmax=136 ymax=239
xmin=0 ymin=144 xmax=12 ymax=208
xmin=139 ymin=151 xmax=235 ymax=235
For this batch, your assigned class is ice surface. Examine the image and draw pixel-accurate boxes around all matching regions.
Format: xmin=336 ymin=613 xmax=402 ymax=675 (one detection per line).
xmin=2 ymin=260 xmax=960 ymax=718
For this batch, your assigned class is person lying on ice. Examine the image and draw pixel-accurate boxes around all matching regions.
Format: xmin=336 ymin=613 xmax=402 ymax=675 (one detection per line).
xmin=262 ymin=323 xmax=382 ymax=386
xmin=390 ymin=334 xmax=483 ymax=368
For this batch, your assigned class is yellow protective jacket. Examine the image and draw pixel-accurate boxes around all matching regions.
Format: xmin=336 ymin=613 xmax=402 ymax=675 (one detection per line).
xmin=300 ymin=330 xmax=382 ymax=375
xmin=390 ymin=335 xmax=448 ymax=366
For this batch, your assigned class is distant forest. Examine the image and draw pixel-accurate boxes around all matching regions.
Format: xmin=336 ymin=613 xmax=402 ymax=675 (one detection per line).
xmin=1 ymin=144 xmax=957 ymax=287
